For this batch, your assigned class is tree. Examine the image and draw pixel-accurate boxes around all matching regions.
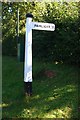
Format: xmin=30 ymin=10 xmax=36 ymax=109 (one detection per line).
xmin=2 ymin=2 xmax=79 ymax=65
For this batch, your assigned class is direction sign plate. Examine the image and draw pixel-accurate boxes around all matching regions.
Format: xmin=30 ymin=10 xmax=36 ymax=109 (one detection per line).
xmin=31 ymin=22 xmax=55 ymax=31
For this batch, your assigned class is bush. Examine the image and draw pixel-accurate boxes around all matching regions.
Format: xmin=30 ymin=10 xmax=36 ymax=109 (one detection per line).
xmin=2 ymin=2 xmax=79 ymax=65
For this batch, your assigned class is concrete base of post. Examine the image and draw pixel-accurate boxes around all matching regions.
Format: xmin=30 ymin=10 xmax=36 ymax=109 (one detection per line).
xmin=24 ymin=82 xmax=32 ymax=96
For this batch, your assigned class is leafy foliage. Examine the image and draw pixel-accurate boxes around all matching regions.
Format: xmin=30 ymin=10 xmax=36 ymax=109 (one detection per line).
xmin=2 ymin=2 xmax=79 ymax=65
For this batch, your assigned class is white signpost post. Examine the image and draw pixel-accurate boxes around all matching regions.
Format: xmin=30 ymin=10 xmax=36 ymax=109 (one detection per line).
xmin=24 ymin=13 xmax=55 ymax=96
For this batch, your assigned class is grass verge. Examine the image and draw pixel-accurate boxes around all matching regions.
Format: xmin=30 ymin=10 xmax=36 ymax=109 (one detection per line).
xmin=2 ymin=56 xmax=79 ymax=118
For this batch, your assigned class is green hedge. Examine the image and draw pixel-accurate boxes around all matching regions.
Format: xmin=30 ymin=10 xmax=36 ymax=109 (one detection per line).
xmin=33 ymin=2 xmax=79 ymax=65
xmin=2 ymin=2 xmax=79 ymax=65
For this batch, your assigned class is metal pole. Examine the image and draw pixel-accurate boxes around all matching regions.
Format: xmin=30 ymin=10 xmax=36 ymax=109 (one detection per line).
xmin=17 ymin=7 xmax=20 ymax=61
xmin=17 ymin=7 xmax=19 ymax=38
xmin=24 ymin=13 xmax=33 ymax=96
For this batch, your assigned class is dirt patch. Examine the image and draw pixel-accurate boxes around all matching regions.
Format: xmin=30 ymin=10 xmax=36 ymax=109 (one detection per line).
xmin=34 ymin=69 xmax=56 ymax=79
xmin=44 ymin=70 xmax=56 ymax=78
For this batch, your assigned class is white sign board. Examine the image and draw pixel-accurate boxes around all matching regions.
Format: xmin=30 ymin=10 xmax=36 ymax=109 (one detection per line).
xmin=32 ymin=22 xmax=55 ymax=31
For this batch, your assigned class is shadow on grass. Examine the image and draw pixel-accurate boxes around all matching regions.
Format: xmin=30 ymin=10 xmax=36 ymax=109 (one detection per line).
xmin=2 ymin=56 xmax=79 ymax=118
xmin=2 ymin=79 xmax=78 ymax=118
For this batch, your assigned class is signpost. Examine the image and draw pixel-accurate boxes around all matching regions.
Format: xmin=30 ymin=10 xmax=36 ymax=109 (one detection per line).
xmin=24 ymin=13 xmax=55 ymax=96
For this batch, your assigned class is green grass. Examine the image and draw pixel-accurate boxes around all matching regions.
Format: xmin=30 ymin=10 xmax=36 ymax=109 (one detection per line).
xmin=2 ymin=56 xmax=79 ymax=118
